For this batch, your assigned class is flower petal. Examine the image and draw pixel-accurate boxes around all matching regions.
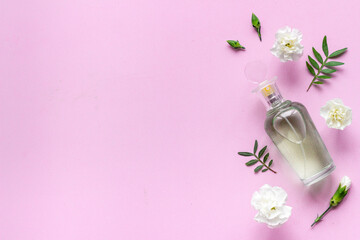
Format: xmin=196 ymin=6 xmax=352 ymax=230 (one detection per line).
xmin=251 ymin=184 xmax=291 ymax=228
xmin=320 ymin=98 xmax=352 ymax=130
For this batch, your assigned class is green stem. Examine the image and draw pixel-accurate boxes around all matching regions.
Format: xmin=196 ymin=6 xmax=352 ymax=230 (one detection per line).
xmin=311 ymin=205 xmax=332 ymax=227
xmin=254 ymin=155 xmax=276 ymax=174
xmin=307 ymin=56 xmax=329 ymax=92
xmin=257 ymin=28 xmax=262 ymax=41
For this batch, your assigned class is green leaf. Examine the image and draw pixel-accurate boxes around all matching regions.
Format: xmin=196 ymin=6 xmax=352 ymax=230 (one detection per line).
xmin=306 ymin=61 xmax=316 ymax=75
xmin=227 ymin=40 xmax=245 ymax=50
xmin=251 ymin=13 xmax=262 ymax=41
xmin=329 ymin=48 xmax=347 ymax=58
xmin=312 ymin=47 xmax=323 ymax=64
xmin=308 ymin=56 xmax=319 ymax=70
xmin=263 ymin=153 xmax=269 ymax=163
xmin=321 ymin=68 xmax=337 ymax=74
xmin=237 ymin=142 xmax=276 ymax=174
xmin=318 ymin=75 xmax=331 ymax=79
xmin=251 ymin=13 xmax=260 ymax=28
xmin=253 ymin=140 xmax=258 ymax=154
xmin=246 ymin=159 xmax=258 ymax=166
xmin=325 ymin=61 xmax=344 ymax=66
xmin=322 ymin=36 xmax=328 ymax=57
xmin=269 ymin=160 xmax=273 ymax=167
xmin=254 ymin=165 xmax=263 ymax=173
xmin=258 ymin=146 xmax=267 ymax=158
xmin=262 ymin=168 xmax=268 ymax=172
xmin=238 ymin=152 xmax=253 ymax=156
xmin=307 ymin=36 xmax=346 ymax=92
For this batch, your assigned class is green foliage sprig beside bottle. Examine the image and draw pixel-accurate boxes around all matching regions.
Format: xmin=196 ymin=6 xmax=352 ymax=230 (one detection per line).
xmin=238 ymin=140 xmax=276 ymax=174
xmin=306 ymin=36 xmax=347 ymax=91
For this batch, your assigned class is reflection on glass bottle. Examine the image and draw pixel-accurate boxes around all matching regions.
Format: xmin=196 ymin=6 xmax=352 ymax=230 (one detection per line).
xmin=245 ymin=62 xmax=335 ymax=185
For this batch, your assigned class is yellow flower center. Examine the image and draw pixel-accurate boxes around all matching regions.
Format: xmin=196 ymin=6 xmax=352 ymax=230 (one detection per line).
xmin=284 ymin=41 xmax=294 ymax=48
xmin=329 ymin=109 xmax=344 ymax=121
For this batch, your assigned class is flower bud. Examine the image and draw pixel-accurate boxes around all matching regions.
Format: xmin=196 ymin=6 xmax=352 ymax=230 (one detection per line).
xmin=340 ymin=176 xmax=351 ymax=190
xmin=330 ymin=176 xmax=351 ymax=207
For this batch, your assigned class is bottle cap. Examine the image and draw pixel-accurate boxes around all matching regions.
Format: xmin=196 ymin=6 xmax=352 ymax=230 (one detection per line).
xmin=244 ymin=61 xmax=283 ymax=108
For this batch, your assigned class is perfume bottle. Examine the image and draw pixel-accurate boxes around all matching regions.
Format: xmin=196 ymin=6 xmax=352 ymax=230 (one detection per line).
xmin=245 ymin=61 xmax=335 ymax=185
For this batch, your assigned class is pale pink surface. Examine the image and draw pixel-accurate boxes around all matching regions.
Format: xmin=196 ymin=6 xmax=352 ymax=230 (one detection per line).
xmin=0 ymin=0 xmax=359 ymax=239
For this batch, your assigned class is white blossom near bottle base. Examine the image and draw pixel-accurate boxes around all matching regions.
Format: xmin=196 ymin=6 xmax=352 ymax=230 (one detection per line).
xmin=251 ymin=184 xmax=292 ymax=228
xmin=270 ymin=26 xmax=304 ymax=62
xmin=320 ymin=98 xmax=352 ymax=130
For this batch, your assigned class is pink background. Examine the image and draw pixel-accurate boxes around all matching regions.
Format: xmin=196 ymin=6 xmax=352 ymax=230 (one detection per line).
xmin=0 ymin=0 xmax=359 ymax=239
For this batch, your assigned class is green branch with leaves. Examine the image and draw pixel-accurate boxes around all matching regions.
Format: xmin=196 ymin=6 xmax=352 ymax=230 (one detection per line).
xmin=238 ymin=140 xmax=276 ymax=174
xmin=306 ymin=36 xmax=347 ymax=91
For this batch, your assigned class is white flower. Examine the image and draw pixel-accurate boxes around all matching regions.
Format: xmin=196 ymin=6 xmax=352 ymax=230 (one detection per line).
xmin=270 ymin=26 xmax=304 ymax=62
xmin=251 ymin=184 xmax=292 ymax=228
xmin=340 ymin=176 xmax=351 ymax=191
xmin=320 ymin=98 xmax=352 ymax=130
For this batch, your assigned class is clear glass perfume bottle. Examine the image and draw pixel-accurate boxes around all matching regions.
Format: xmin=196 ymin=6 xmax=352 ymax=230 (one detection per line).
xmin=245 ymin=61 xmax=335 ymax=185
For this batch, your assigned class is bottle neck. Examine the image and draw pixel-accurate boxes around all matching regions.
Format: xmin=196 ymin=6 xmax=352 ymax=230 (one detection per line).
xmin=268 ymin=93 xmax=284 ymax=109
xmin=258 ymin=81 xmax=284 ymax=110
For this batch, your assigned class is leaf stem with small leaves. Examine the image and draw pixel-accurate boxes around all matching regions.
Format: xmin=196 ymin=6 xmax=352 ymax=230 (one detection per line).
xmin=253 ymin=152 xmax=277 ymax=174
xmin=306 ymin=35 xmax=347 ymax=92
xmin=306 ymin=55 xmax=330 ymax=91
xmin=238 ymin=140 xmax=276 ymax=174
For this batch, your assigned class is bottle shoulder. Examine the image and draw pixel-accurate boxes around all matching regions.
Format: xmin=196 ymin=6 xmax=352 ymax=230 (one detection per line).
xmin=266 ymin=100 xmax=308 ymax=117
xmin=264 ymin=100 xmax=311 ymax=134
xmin=290 ymin=101 xmax=306 ymax=109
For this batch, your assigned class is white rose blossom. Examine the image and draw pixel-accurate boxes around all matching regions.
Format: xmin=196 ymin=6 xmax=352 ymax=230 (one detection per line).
xmin=320 ymin=98 xmax=352 ymax=130
xmin=251 ymin=184 xmax=292 ymax=228
xmin=270 ymin=26 xmax=304 ymax=62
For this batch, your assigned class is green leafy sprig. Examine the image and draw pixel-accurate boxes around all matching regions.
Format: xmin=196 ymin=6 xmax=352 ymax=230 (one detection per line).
xmin=238 ymin=140 xmax=276 ymax=174
xmin=251 ymin=13 xmax=262 ymax=41
xmin=227 ymin=40 xmax=245 ymax=50
xmin=306 ymin=36 xmax=347 ymax=91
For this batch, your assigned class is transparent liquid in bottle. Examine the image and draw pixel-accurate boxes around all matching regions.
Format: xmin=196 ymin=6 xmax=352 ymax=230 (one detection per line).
xmin=265 ymin=101 xmax=335 ymax=185
xmin=245 ymin=61 xmax=335 ymax=185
